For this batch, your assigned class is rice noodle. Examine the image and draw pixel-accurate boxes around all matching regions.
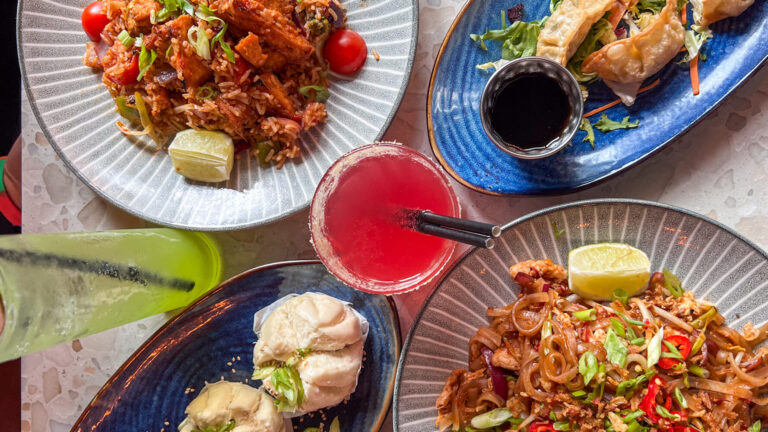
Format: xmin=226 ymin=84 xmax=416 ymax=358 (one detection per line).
xmin=652 ymin=305 xmax=694 ymax=332
xmin=688 ymin=377 xmax=753 ymax=399
xmin=511 ymin=292 xmax=552 ymax=336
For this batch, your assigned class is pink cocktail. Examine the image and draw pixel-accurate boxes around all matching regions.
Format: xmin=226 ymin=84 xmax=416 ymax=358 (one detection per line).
xmin=310 ymin=144 xmax=460 ymax=294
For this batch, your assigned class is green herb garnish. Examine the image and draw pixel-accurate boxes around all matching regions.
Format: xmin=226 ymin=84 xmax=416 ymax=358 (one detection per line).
xmin=594 ymin=113 xmax=640 ymax=132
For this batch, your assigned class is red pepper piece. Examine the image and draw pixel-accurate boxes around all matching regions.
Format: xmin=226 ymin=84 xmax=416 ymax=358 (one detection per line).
xmin=528 ymin=423 xmax=555 ymax=432
xmin=639 ymin=376 xmax=666 ymax=423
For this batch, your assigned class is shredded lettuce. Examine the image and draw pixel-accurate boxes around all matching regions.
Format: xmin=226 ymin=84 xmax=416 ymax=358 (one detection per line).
xmin=470 ymin=9 xmax=543 ymax=70
xmin=636 ymin=0 xmax=666 ymax=12
xmin=604 ymin=328 xmax=628 ymax=367
xmin=580 ymin=118 xmax=595 ymax=148
xmin=594 ymin=113 xmax=640 ymax=132
xmin=680 ymin=25 xmax=712 ymax=63
xmin=647 ymin=326 xmax=664 ymax=368
xmin=566 ymin=18 xmax=612 ymax=83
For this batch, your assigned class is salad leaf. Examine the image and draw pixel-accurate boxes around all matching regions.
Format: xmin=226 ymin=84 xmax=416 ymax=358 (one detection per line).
xmin=594 ymin=114 xmax=640 ymax=132
xmin=566 ymin=18 xmax=612 ymax=83
xmin=579 ymin=351 xmax=598 ymax=385
xmin=680 ymin=25 xmax=713 ymax=63
xmin=636 ymin=0 xmax=666 ymax=11
xmin=580 ymin=118 xmax=595 ymax=148
xmin=647 ymin=326 xmax=664 ymax=368
xmin=470 ymin=19 xmax=542 ymax=59
xmin=604 ymin=328 xmax=628 ymax=367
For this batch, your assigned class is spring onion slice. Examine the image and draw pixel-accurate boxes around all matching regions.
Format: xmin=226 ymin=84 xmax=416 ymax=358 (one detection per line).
xmin=137 ymin=44 xmax=158 ymax=81
xmin=197 ymin=85 xmax=218 ymax=100
xmin=188 ymin=25 xmax=211 ymax=60
xmin=298 ymin=85 xmax=330 ymax=102
xmin=210 ymin=22 xmax=235 ymax=63
xmin=117 ymin=30 xmax=135 ymax=47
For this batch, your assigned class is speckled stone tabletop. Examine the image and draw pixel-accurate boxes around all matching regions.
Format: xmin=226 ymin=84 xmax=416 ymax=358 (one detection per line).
xmin=18 ymin=0 xmax=768 ymax=430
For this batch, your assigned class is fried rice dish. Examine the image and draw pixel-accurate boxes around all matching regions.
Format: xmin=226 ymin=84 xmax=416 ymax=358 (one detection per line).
xmin=83 ymin=0 xmax=344 ymax=168
xmin=436 ymin=259 xmax=768 ymax=431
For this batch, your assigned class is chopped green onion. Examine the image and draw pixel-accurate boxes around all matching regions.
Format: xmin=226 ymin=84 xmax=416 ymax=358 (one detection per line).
xmin=117 ymin=30 xmax=135 ymax=47
xmin=571 ymin=390 xmax=587 ymax=398
xmin=617 ymin=311 xmax=645 ymax=327
xmin=165 ymin=44 xmax=174 ymax=59
xmin=673 ymin=387 xmax=688 ymax=409
xmin=688 ymin=364 xmax=710 ymax=378
xmin=553 ymin=421 xmax=571 ymax=431
xmin=748 ymin=420 xmax=761 ymax=432
xmin=469 ymin=408 xmax=515 ymax=429
xmin=196 ymin=85 xmax=218 ymax=100
xmin=209 ymin=22 xmax=235 ymax=63
xmin=115 ymin=96 xmax=139 ymax=122
xmin=137 ymin=44 xmax=157 ymax=81
xmin=251 ymin=365 xmax=276 ymax=380
xmin=662 ymin=340 xmax=683 ymax=360
xmin=271 ymin=365 xmax=305 ymax=412
xmin=604 ymin=329 xmax=628 ymax=367
xmin=296 ymin=347 xmax=312 ymax=357
xmin=691 ymin=307 xmax=718 ymax=329
xmin=180 ymin=0 xmax=195 ymax=15
xmin=574 ymin=309 xmax=596 ymax=321
xmin=647 ymin=327 xmax=664 ymax=368
xmin=655 ymin=405 xmax=681 ymax=421
xmin=630 ymin=337 xmax=645 ymax=346
xmin=612 ymin=289 xmax=629 ymax=305
xmin=586 ymin=363 xmax=606 ymax=402
xmin=610 ymin=318 xmax=626 ymax=338
xmin=187 ymin=25 xmax=211 ymax=60
xmin=663 ymin=269 xmax=685 ymax=298
xmin=298 ymin=85 xmax=331 ymax=102
xmin=551 ymin=221 xmax=565 ymax=238
xmin=621 ymin=410 xmax=645 ymax=423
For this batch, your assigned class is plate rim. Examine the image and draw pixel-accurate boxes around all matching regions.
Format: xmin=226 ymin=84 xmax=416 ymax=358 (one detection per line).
xmin=425 ymin=0 xmax=768 ymax=196
xmin=17 ymin=0 xmax=420 ymax=231
xmin=392 ymin=197 xmax=768 ymax=431
xmin=68 ymin=259 xmax=402 ymax=432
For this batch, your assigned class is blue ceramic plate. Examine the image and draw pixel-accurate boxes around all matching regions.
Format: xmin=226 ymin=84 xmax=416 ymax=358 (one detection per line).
xmin=71 ymin=261 xmax=400 ymax=432
xmin=428 ymin=0 xmax=768 ymax=195
xmin=394 ymin=199 xmax=768 ymax=431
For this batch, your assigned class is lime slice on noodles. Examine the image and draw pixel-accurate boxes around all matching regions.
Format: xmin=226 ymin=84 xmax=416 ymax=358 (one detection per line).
xmin=568 ymin=243 xmax=651 ymax=301
xmin=168 ymin=129 xmax=234 ymax=182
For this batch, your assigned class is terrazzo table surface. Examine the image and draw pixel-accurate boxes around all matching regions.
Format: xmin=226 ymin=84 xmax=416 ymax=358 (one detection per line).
xmin=18 ymin=0 xmax=768 ymax=430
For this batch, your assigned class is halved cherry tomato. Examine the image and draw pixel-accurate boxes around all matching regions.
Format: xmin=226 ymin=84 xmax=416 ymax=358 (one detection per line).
xmin=106 ymin=55 xmax=139 ymax=85
xmin=528 ymin=423 xmax=556 ymax=432
xmin=658 ymin=334 xmax=692 ymax=369
xmin=323 ymin=29 xmax=367 ymax=74
xmin=82 ymin=1 xmax=111 ymax=42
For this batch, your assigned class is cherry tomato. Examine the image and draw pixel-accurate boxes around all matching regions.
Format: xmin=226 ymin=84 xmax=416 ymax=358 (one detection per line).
xmin=106 ymin=55 xmax=139 ymax=85
xmin=658 ymin=334 xmax=692 ymax=369
xmin=323 ymin=29 xmax=367 ymax=74
xmin=81 ymin=1 xmax=111 ymax=42
xmin=528 ymin=423 xmax=556 ymax=432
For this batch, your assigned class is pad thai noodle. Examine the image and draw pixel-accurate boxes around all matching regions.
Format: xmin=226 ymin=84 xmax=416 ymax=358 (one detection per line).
xmin=436 ymin=259 xmax=768 ymax=432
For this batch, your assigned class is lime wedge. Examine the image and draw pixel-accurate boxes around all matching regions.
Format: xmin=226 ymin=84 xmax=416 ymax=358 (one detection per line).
xmin=568 ymin=243 xmax=651 ymax=301
xmin=168 ymin=129 xmax=234 ymax=182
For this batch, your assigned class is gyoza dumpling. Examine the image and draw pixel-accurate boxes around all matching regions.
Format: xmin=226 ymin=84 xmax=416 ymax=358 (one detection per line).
xmin=690 ymin=0 xmax=755 ymax=26
xmin=581 ymin=0 xmax=684 ymax=105
xmin=536 ymin=0 xmax=616 ymax=65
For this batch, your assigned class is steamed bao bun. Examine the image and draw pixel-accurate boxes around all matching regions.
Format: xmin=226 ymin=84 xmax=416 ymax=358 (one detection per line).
xmin=178 ymin=381 xmax=285 ymax=432
xmin=253 ymin=292 xmax=366 ymax=413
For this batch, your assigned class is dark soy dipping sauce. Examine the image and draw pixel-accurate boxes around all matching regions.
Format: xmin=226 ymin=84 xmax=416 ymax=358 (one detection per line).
xmin=490 ymin=73 xmax=571 ymax=150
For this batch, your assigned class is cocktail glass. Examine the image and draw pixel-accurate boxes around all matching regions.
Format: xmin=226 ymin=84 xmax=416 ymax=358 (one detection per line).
xmin=310 ymin=144 xmax=460 ymax=294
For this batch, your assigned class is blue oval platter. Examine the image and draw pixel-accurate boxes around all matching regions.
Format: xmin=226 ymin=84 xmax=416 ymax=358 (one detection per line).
xmin=428 ymin=0 xmax=768 ymax=195
xmin=71 ymin=261 xmax=400 ymax=432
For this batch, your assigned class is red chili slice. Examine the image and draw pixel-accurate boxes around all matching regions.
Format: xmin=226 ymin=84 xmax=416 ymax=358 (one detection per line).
xmin=528 ymin=423 xmax=556 ymax=432
xmin=639 ymin=375 xmax=666 ymax=423
xmin=658 ymin=334 xmax=692 ymax=369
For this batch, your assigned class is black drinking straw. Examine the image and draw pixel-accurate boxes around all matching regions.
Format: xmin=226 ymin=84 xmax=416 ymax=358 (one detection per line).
xmin=409 ymin=211 xmax=500 ymax=249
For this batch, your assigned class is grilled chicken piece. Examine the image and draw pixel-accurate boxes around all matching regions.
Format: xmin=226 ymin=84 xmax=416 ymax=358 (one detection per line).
xmin=261 ymin=73 xmax=295 ymax=116
xmin=125 ymin=0 xmax=160 ymax=34
xmin=235 ymin=33 xmax=268 ymax=68
xmin=211 ymin=0 xmax=313 ymax=62
xmin=491 ymin=346 xmax=521 ymax=372
xmin=167 ymin=15 xmax=213 ymax=87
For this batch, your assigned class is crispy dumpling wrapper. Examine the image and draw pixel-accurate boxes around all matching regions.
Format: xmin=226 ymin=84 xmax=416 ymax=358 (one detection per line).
xmin=536 ymin=0 xmax=615 ymax=65
xmin=581 ymin=0 xmax=684 ymax=104
xmin=690 ymin=0 xmax=755 ymax=26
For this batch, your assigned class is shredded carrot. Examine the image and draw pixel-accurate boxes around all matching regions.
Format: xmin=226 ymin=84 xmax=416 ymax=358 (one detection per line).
xmin=690 ymin=55 xmax=700 ymax=95
xmin=609 ymin=3 xmax=628 ymax=30
xmin=583 ymin=79 xmax=661 ymax=118
xmin=682 ymin=4 xmax=687 ymax=25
